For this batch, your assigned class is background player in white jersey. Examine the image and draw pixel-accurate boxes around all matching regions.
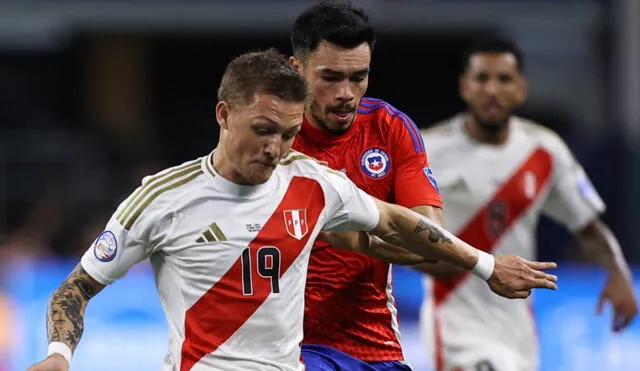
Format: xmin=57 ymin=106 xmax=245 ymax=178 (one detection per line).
xmin=417 ymin=35 xmax=638 ymax=371
xmin=28 ymin=49 xmax=559 ymax=371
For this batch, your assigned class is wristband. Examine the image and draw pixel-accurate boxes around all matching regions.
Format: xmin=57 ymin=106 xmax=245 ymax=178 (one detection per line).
xmin=48 ymin=342 xmax=72 ymax=365
xmin=472 ymin=250 xmax=495 ymax=281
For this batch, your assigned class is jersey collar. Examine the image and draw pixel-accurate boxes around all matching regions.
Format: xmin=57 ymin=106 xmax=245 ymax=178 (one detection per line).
xmin=456 ymin=113 xmax=518 ymax=149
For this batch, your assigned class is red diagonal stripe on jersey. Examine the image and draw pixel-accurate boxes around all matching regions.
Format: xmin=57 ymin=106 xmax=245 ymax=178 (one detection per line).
xmin=433 ymin=147 xmax=552 ymax=370
xmin=180 ymin=176 xmax=325 ymax=371
xmin=434 ymin=148 xmax=553 ymax=306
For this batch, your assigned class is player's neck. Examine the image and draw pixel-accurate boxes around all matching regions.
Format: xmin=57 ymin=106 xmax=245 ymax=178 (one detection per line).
xmin=464 ymin=115 xmax=510 ymax=146
xmin=304 ymin=112 xmax=321 ymax=130
xmin=211 ymin=149 xmax=251 ymax=185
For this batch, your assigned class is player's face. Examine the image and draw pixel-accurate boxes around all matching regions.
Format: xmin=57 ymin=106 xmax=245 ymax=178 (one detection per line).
xmin=216 ymin=93 xmax=304 ymax=184
xmin=460 ymin=52 xmax=527 ymax=131
xmin=293 ymin=41 xmax=371 ymax=135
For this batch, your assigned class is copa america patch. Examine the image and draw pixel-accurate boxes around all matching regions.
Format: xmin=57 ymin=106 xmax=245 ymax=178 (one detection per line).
xmin=577 ymin=172 xmax=599 ymax=206
xmin=93 ymin=231 xmax=117 ymax=262
xmin=360 ymin=148 xmax=391 ymax=178
xmin=423 ymin=167 xmax=440 ymax=193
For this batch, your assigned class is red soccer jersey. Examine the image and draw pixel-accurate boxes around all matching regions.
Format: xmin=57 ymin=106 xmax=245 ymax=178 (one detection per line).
xmin=293 ymin=97 xmax=442 ymax=361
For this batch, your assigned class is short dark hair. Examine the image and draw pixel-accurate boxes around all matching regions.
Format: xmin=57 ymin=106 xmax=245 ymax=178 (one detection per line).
xmin=463 ymin=35 xmax=524 ymax=72
xmin=218 ymin=48 xmax=309 ymax=107
xmin=291 ymin=1 xmax=376 ymax=59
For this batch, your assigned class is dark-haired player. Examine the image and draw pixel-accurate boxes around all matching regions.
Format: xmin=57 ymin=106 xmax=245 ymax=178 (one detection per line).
xmin=418 ymin=35 xmax=637 ymax=371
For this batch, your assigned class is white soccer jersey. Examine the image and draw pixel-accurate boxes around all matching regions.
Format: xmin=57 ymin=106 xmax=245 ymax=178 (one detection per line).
xmin=419 ymin=114 xmax=606 ymax=371
xmin=81 ymin=150 xmax=380 ymax=371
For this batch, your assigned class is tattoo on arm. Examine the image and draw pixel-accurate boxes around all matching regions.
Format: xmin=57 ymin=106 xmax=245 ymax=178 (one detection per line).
xmin=413 ymin=218 xmax=453 ymax=244
xmin=47 ymin=265 xmax=104 ymax=352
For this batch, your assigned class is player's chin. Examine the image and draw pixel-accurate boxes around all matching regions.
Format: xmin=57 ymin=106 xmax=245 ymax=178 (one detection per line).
xmin=326 ymin=117 xmax=355 ymax=134
xmin=247 ymin=164 xmax=275 ymax=184
xmin=478 ymin=114 xmax=509 ymax=130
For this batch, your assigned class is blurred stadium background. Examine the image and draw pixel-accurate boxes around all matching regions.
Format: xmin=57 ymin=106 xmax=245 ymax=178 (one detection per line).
xmin=0 ymin=0 xmax=638 ymax=370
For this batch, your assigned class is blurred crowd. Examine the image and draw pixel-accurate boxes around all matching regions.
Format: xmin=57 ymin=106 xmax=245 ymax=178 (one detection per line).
xmin=0 ymin=1 xmax=636 ymax=280
xmin=0 ymin=2 xmax=638 ymax=370
xmin=0 ymin=36 xmax=167 ymax=261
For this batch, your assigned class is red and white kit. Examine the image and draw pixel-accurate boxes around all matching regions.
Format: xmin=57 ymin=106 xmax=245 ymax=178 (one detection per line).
xmin=420 ymin=115 xmax=605 ymax=371
xmin=81 ymin=150 xmax=380 ymax=371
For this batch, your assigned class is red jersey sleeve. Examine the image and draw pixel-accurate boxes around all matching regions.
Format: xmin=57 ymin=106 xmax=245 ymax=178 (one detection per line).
xmin=388 ymin=110 xmax=442 ymax=209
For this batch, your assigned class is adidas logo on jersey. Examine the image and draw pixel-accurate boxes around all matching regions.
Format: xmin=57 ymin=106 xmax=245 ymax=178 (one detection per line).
xmin=195 ymin=222 xmax=227 ymax=243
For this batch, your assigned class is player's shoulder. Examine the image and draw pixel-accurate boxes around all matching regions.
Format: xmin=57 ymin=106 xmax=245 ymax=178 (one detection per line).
xmin=137 ymin=157 xmax=206 ymax=194
xmin=278 ymin=150 xmax=348 ymax=183
xmin=420 ymin=115 xmax=459 ymax=139
xmin=358 ymin=97 xmax=414 ymax=128
xmin=515 ymin=116 xmax=571 ymax=155
xmin=419 ymin=115 xmax=462 ymax=157
xmin=116 ymin=157 xmax=206 ymax=230
xmin=359 ymin=97 xmax=425 ymax=151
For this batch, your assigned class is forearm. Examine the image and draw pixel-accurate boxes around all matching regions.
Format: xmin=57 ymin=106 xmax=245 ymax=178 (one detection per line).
xmin=373 ymin=201 xmax=479 ymax=271
xmin=317 ymin=231 xmax=431 ymax=265
xmin=47 ymin=265 xmax=104 ymax=352
xmin=412 ymin=260 xmax=463 ymax=277
xmin=576 ymin=220 xmax=631 ymax=277
xmin=407 ymin=205 xmax=463 ymax=276
xmin=363 ymin=204 xmax=444 ymax=265
xmin=368 ymin=235 xmax=436 ymax=265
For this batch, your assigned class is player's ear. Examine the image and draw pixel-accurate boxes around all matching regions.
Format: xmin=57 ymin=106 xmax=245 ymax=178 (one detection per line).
xmin=216 ymin=101 xmax=230 ymax=130
xmin=289 ymin=56 xmax=302 ymax=73
xmin=516 ymin=75 xmax=528 ymax=106
xmin=458 ymin=73 xmax=470 ymax=101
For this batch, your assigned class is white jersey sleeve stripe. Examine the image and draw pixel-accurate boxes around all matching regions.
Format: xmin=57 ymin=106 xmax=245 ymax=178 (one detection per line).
xmin=123 ymin=167 xmax=203 ymax=230
xmin=116 ymin=160 xmax=200 ymax=226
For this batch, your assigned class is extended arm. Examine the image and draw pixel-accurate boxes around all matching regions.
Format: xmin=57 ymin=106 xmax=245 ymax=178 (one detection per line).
xmin=319 ymin=205 xmax=443 ymax=265
xmin=318 ymin=230 xmax=436 ymax=265
xmin=367 ymin=205 xmax=444 ymax=265
xmin=576 ymin=219 xmax=637 ymax=331
xmin=371 ymin=200 xmax=558 ymax=299
xmin=576 ymin=219 xmax=630 ymax=276
xmin=28 ymin=265 xmax=105 ymax=370
xmin=408 ymin=205 xmax=468 ymax=276
xmin=48 ymin=264 xmax=105 ymax=351
xmin=411 ymin=222 xmax=465 ymax=277
xmin=320 ymin=165 xmax=556 ymax=299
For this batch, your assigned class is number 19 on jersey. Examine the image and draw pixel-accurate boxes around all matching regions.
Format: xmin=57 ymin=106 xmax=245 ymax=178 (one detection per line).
xmin=241 ymin=247 xmax=282 ymax=295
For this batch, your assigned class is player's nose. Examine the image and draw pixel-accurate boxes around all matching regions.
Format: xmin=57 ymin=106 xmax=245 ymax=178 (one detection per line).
xmin=335 ymin=80 xmax=354 ymax=102
xmin=483 ymin=79 xmax=499 ymax=95
xmin=263 ymin=138 xmax=281 ymax=160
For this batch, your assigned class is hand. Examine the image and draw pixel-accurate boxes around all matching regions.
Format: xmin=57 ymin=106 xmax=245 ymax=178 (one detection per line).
xmin=487 ymin=254 xmax=558 ymax=299
xmin=597 ymin=270 xmax=638 ymax=332
xmin=27 ymin=354 xmax=69 ymax=371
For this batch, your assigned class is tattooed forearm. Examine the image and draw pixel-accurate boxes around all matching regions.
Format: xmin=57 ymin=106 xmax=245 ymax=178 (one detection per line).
xmin=46 ymin=265 xmax=104 ymax=352
xmin=413 ymin=219 xmax=428 ymax=234
xmin=413 ymin=218 xmax=453 ymax=244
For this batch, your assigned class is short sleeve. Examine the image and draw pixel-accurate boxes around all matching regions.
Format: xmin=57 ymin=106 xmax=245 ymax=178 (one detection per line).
xmin=321 ymin=170 xmax=381 ymax=232
xmin=541 ymin=138 xmax=605 ymax=231
xmin=81 ymin=190 xmax=160 ymax=285
xmin=390 ymin=116 xmax=442 ymax=209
